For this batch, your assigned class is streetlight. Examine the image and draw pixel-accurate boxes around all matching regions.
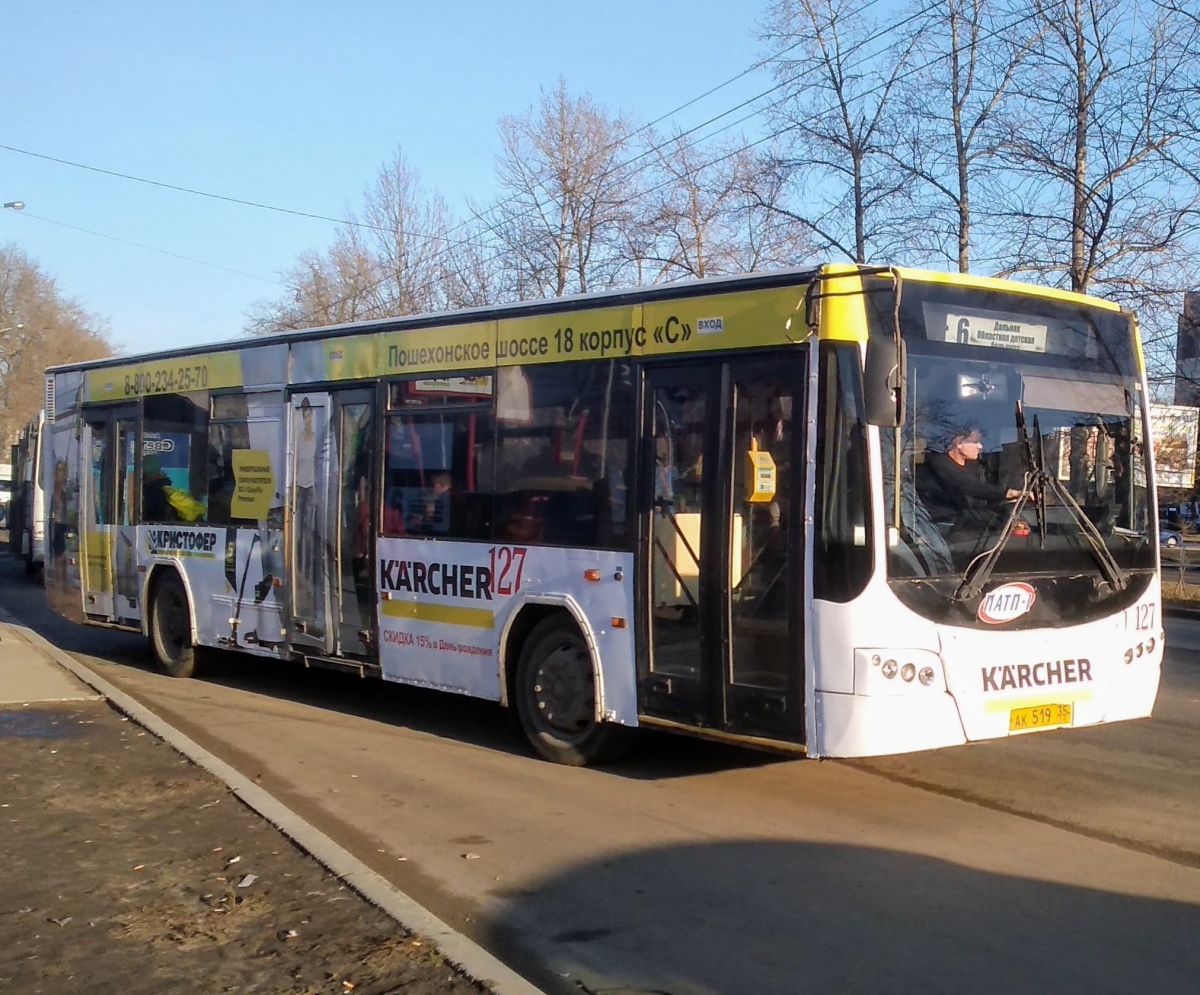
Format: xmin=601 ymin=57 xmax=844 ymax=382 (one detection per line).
xmin=2 ymin=201 xmax=24 ymax=211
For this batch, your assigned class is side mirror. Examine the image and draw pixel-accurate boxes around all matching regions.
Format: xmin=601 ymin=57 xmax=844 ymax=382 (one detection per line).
xmin=803 ymin=282 xmax=820 ymax=330
xmin=864 ymin=335 xmax=905 ymax=427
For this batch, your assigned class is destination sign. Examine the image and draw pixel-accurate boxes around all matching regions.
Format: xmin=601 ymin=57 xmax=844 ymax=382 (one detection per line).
xmin=934 ymin=307 xmax=1049 ymax=354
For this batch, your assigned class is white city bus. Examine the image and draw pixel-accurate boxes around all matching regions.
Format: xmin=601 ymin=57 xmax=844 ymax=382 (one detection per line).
xmin=42 ymin=266 xmax=1163 ymax=764
xmin=10 ymin=410 xmax=46 ymax=575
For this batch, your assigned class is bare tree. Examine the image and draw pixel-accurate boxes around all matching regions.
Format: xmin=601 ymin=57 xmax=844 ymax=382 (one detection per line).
xmin=247 ymin=150 xmax=460 ymax=334
xmin=760 ymin=0 xmax=919 ymax=263
xmin=0 ymin=244 xmax=111 ymax=444
xmin=986 ymin=0 xmax=1200 ymax=392
xmin=638 ymin=132 xmax=748 ymax=281
xmin=485 ymin=80 xmax=639 ymax=298
xmin=730 ymin=150 xmax=819 ymax=271
xmin=889 ymin=0 xmax=1043 ymax=271
xmin=246 ymin=231 xmax=379 ymax=335
xmin=442 ymin=223 xmax=510 ymax=310
xmin=995 ymin=0 xmax=1200 ymax=296
xmin=362 ymin=150 xmax=455 ymax=316
xmin=637 ymin=133 xmax=817 ymax=279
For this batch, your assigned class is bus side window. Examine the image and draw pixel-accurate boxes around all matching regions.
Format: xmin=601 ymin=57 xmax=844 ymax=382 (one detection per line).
xmin=207 ymin=394 xmax=251 ymax=525
xmin=493 ymin=360 xmax=633 ymax=549
xmin=142 ymin=392 xmax=210 ymax=525
xmin=383 ymin=410 xmax=495 ymax=540
xmin=813 ymin=342 xmax=873 ymax=601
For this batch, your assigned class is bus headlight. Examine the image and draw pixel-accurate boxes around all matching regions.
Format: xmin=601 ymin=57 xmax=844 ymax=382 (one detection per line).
xmin=854 ymin=649 xmax=945 ymax=696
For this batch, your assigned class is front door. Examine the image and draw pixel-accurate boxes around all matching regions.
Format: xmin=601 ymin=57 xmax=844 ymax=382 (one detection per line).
xmin=640 ymin=352 xmax=806 ymax=743
xmin=288 ymin=390 xmax=377 ymax=658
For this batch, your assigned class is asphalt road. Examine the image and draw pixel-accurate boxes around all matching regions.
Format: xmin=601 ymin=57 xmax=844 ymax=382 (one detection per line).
xmin=5 ymin=555 xmax=1200 ymax=995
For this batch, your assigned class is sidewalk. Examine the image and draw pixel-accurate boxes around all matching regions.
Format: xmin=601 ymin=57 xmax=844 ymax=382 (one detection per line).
xmin=0 ymin=606 xmax=541 ymax=995
xmin=0 ymin=618 xmax=102 ymax=707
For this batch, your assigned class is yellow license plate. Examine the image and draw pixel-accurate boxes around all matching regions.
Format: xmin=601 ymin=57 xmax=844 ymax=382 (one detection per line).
xmin=1009 ymin=703 xmax=1072 ymax=732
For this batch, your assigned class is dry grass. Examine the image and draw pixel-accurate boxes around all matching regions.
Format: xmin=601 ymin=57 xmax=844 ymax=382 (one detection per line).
xmin=113 ymin=891 xmax=273 ymax=950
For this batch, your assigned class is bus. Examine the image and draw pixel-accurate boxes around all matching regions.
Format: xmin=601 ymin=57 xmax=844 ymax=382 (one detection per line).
xmin=41 ymin=265 xmax=1163 ymax=765
xmin=9 ymin=410 xmax=46 ymax=576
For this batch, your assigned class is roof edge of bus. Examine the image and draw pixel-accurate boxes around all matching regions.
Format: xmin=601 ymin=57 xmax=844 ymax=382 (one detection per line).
xmin=46 ymin=266 xmax=823 ymax=375
xmin=46 ymin=263 xmax=1127 ymax=375
xmin=887 ymin=266 xmax=1126 ymax=312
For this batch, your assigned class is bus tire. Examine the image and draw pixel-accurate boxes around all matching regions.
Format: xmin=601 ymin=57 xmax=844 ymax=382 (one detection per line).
xmin=514 ymin=614 xmax=634 ymax=766
xmin=150 ymin=571 xmax=197 ymax=679
xmin=23 ymin=534 xmax=35 ymax=575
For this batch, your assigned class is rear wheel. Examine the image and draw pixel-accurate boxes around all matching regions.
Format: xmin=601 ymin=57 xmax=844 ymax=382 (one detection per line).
xmin=150 ymin=571 xmax=197 ymax=679
xmin=515 ymin=614 xmax=634 ymax=766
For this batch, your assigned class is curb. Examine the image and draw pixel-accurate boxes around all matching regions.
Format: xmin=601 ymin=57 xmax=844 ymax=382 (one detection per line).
xmin=0 ymin=603 xmax=546 ymax=995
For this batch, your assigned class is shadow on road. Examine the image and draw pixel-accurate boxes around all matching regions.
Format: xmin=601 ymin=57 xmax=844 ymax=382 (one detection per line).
xmin=489 ymin=839 xmax=1200 ymax=995
xmin=0 ymin=555 xmax=780 ymax=779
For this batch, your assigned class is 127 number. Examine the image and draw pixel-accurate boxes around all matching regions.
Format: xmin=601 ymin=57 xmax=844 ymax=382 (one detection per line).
xmin=489 ymin=545 xmax=527 ymax=596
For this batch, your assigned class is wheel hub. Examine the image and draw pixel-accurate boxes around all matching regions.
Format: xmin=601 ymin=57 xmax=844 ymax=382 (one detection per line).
xmin=534 ymin=641 xmax=593 ymax=734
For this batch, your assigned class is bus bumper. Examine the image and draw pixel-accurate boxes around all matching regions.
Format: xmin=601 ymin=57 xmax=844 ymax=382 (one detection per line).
xmin=814 ymin=689 xmax=967 ymax=757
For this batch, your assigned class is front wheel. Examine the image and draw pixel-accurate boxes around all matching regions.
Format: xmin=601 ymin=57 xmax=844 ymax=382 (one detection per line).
xmin=515 ymin=614 xmax=634 ymax=766
xmin=150 ymin=571 xmax=197 ymax=679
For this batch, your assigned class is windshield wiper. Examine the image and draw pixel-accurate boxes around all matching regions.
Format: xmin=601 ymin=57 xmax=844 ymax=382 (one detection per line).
xmin=956 ymin=401 xmax=1129 ymax=601
xmin=955 ymin=471 xmax=1035 ymax=601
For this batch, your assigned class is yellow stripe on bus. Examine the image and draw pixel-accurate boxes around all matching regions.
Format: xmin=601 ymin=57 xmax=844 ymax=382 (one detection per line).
xmin=85 ymin=350 xmax=244 ymax=402
xmin=815 ymin=264 xmax=868 ymax=343
xmin=380 ymin=600 xmax=496 ymax=629
xmin=983 ymin=689 xmax=1093 ymax=712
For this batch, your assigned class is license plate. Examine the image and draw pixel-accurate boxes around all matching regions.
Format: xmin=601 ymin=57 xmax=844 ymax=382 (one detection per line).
xmin=1009 ymin=703 xmax=1072 ymax=732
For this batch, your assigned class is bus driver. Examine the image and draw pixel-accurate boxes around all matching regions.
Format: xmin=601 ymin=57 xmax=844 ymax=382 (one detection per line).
xmin=918 ymin=423 xmax=1021 ymax=531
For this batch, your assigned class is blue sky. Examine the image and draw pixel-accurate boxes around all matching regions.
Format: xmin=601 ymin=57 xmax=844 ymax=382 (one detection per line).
xmin=2 ymin=1 xmax=777 ymax=355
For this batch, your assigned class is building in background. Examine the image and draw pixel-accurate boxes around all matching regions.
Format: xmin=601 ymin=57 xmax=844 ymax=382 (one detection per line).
xmin=1174 ymin=292 xmax=1200 ymax=406
xmin=1149 ymin=403 xmax=1199 ymax=492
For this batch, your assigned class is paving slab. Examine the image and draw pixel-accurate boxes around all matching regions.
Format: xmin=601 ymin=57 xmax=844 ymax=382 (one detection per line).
xmin=0 ymin=620 xmax=101 ymax=705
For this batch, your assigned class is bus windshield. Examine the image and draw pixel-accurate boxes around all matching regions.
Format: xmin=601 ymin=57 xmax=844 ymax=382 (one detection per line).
xmin=870 ymin=278 xmax=1155 ymax=606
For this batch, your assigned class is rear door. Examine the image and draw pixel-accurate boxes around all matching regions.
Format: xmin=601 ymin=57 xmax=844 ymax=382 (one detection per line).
xmin=332 ymin=389 xmax=377 ymax=659
xmin=81 ymin=405 xmax=139 ymax=623
xmin=81 ymin=410 xmax=117 ymax=620
xmin=287 ymin=388 xmax=378 ymax=659
xmin=288 ymin=392 xmax=335 ymax=652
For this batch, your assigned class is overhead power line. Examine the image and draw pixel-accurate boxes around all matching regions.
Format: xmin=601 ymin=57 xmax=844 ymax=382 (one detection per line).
xmin=0 ymin=4 xmax=880 ymax=263
xmin=288 ymin=0 xmax=925 ymax=321
xmin=17 ymin=211 xmax=287 ymax=286
xmin=306 ymin=0 xmax=1042 ymax=324
xmin=0 ymin=143 xmax=480 ymax=249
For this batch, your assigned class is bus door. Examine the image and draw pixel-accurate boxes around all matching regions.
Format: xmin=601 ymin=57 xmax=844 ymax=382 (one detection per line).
xmin=287 ymin=389 xmax=377 ymax=659
xmin=333 ymin=390 xmax=376 ymax=659
xmin=114 ymin=412 xmax=140 ymax=623
xmin=640 ymin=352 xmax=805 ymax=744
xmin=81 ymin=406 xmax=139 ymax=623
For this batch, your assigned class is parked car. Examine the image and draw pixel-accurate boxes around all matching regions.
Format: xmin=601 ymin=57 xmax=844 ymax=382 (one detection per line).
xmin=1160 ymin=525 xmax=1183 ymax=549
